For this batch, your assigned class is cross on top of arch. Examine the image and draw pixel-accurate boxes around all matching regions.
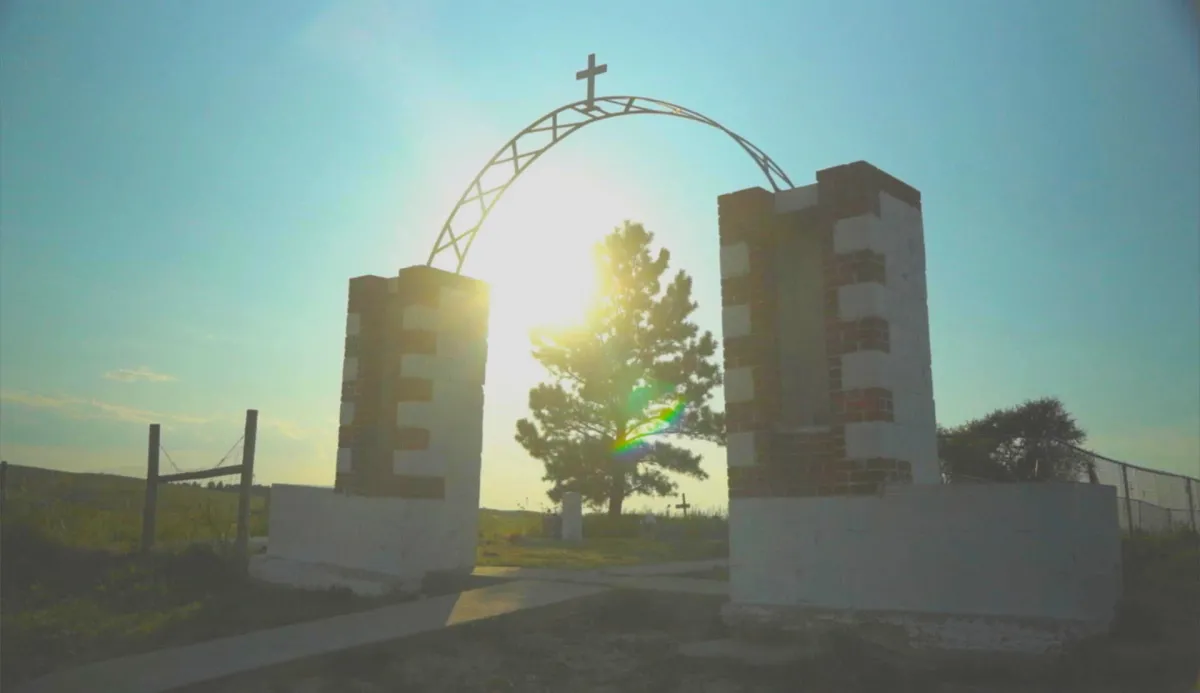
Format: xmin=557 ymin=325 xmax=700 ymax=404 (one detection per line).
xmin=575 ymin=53 xmax=608 ymax=109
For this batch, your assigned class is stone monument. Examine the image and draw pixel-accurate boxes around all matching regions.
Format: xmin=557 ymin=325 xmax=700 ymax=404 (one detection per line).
xmin=716 ymin=161 xmax=1121 ymax=654
xmin=561 ymin=491 xmax=583 ymax=542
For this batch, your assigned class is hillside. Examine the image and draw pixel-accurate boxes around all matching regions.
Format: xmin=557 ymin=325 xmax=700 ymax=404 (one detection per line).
xmin=1 ymin=464 xmax=268 ymax=549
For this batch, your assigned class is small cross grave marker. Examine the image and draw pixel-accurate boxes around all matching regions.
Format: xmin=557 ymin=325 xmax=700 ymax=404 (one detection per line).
xmin=674 ymin=493 xmax=691 ymax=518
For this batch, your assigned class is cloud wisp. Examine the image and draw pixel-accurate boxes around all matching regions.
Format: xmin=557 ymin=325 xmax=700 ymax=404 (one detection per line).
xmin=0 ymin=390 xmax=207 ymax=425
xmin=103 ymin=366 xmax=177 ymax=383
xmin=1 ymin=390 xmax=317 ymax=442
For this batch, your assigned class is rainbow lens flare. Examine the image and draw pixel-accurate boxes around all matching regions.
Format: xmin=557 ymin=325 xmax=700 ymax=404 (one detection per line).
xmin=612 ymin=384 xmax=687 ymax=461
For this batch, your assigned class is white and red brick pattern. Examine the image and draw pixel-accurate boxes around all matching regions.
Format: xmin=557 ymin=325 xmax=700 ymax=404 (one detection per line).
xmin=336 ymin=266 xmax=489 ymax=500
xmin=720 ymin=161 xmax=938 ymax=498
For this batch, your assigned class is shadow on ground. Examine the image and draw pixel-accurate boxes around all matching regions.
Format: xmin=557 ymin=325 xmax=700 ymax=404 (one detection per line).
xmin=179 ymin=589 xmax=1196 ymax=693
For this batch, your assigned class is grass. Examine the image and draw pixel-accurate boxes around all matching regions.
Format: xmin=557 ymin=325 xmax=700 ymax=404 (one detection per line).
xmin=476 ymin=507 xmax=729 ymax=568
xmin=0 ymin=523 xmax=434 ymax=689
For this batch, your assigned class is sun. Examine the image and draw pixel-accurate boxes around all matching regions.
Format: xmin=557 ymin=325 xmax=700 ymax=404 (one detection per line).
xmin=460 ymin=162 xmax=645 ymax=384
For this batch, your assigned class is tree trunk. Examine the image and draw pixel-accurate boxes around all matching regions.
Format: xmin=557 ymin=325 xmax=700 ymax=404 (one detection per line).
xmin=606 ymin=441 xmax=627 ymax=516
xmin=607 ymin=491 xmax=625 ymax=517
xmin=607 ymin=470 xmax=626 ymax=516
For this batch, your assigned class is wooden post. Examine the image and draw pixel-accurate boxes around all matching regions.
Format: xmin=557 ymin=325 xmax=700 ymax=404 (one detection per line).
xmin=235 ymin=409 xmax=258 ymax=561
xmin=1186 ymin=477 xmax=1197 ymax=534
xmin=141 ymin=424 xmax=161 ymax=552
xmin=1120 ymin=463 xmax=1135 ymax=534
xmin=1 ymin=460 xmax=8 ymax=518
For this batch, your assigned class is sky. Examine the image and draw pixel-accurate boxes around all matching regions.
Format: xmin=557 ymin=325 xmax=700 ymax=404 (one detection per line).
xmin=1 ymin=0 xmax=1198 ymax=513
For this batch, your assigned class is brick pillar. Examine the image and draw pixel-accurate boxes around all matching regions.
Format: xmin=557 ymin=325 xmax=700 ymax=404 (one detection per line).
xmin=718 ymin=188 xmax=783 ymax=489
xmin=818 ymin=162 xmax=938 ymax=486
xmin=720 ymin=161 xmax=939 ymax=499
xmin=336 ymin=266 xmax=489 ymax=504
xmin=337 ymin=274 xmax=390 ymax=494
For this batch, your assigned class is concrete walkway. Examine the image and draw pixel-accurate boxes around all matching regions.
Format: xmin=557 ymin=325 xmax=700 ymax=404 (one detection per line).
xmin=16 ymin=560 xmax=728 ymax=693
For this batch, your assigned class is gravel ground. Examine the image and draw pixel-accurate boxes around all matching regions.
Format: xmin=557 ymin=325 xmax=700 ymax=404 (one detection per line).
xmin=183 ymin=590 xmax=1194 ymax=693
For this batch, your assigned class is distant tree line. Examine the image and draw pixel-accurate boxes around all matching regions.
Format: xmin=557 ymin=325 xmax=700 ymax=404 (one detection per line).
xmin=178 ymin=480 xmax=271 ymax=497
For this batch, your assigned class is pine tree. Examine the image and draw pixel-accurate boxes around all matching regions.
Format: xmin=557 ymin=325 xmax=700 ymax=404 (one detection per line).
xmin=515 ymin=222 xmax=724 ymax=516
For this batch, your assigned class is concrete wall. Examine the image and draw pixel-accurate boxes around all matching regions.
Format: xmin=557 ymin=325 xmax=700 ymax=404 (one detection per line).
xmin=263 ymin=484 xmax=471 ymax=583
xmin=727 ymin=482 xmax=1122 ymax=649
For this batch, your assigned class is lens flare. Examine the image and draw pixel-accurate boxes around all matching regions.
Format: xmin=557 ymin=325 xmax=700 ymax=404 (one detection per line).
xmin=613 ymin=385 xmax=687 ymax=461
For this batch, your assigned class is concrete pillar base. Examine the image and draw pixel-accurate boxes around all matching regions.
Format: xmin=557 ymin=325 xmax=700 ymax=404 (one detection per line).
xmin=724 ymin=484 xmax=1121 ymax=657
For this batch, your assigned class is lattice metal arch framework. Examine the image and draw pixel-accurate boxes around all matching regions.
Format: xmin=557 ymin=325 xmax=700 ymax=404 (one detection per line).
xmin=426 ymin=95 xmax=794 ymax=273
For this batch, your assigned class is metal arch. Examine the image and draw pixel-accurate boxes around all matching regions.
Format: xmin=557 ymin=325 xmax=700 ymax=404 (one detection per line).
xmin=426 ymin=95 xmax=794 ymax=273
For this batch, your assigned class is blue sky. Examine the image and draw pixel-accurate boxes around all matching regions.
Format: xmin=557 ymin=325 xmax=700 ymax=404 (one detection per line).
xmin=2 ymin=0 xmax=1197 ymax=511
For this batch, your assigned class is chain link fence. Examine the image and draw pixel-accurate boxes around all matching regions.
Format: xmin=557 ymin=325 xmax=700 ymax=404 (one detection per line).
xmin=1083 ymin=447 xmax=1199 ymax=534
xmin=939 ymin=436 xmax=1199 ymax=534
